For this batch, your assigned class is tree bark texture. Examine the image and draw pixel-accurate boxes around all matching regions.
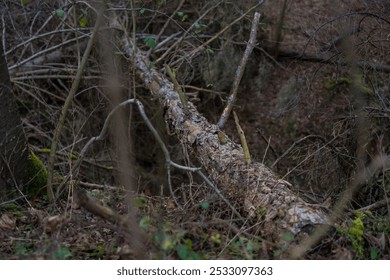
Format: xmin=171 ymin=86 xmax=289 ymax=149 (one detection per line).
xmin=123 ymin=40 xmax=328 ymax=241
xmin=0 ymin=36 xmax=29 ymax=199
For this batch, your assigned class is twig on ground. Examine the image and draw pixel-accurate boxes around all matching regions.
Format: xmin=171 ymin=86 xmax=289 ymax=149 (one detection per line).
xmin=74 ymin=188 xmax=146 ymax=258
xmin=354 ymin=198 xmax=389 ymax=213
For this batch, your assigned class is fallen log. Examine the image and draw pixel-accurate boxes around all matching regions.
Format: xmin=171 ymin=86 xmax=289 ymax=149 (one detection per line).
xmin=122 ymin=39 xmax=328 ymax=242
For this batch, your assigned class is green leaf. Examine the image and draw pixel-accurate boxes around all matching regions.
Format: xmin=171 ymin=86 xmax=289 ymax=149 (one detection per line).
xmin=194 ymin=23 xmax=207 ymax=33
xmin=156 ymin=0 xmax=166 ymax=9
xmin=246 ymin=240 xmax=254 ymax=252
xmin=79 ymin=17 xmax=88 ymax=27
xmin=210 ymin=233 xmax=221 ymax=244
xmin=184 ymin=239 xmax=193 ymax=248
xmin=273 ymin=249 xmax=282 ymax=258
xmin=147 ymin=62 xmax=154 ymax=70
xmin=53 ymin=9 xmax=65 ymax=17
xmin=370 ymin=247 xmax=379 ymax=260
xmin=154 ymin=231 xmax=167 ymax=244
xmin=206 ymin=48 xmax=214 ymax=55
xmin=134 ymin=196 xmax=147 ymax=208
xmin=177 ymin=12 xmax=187 ymax=21
xmin=139 ymin=8 xmax=145 ymax=15
xmin=139 ymin=216 xmax=150 ymax=229
xmin=21 ymin=0 xmax=29 ymax=6
xmin=282 ymin=231 xmax=295 ymax=241
xmin=144 ymin=37 xmax=157 ymax=49
xmin=54 ymin=247 xmax=72 ymax=260
xmin=176 ymin=244 xmax=201 ymax=260
xmin=14 ymin=242 xmax=28 ymax=255
xmin=154 ymin=232 xmax=174 ymax=250
xmin=199 ymin=201 xmax=209 ymax=209
xmin=161 ymin=237 xmax=174 ymax=250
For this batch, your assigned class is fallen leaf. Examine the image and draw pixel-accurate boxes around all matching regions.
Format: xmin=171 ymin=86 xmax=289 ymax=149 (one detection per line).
xmin=0 ymin=214 xmax=16 ymax=231
xmin=42 ymin=215 xmax=64 ymax=232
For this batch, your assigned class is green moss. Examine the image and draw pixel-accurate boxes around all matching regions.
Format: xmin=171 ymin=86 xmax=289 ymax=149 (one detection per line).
xmin=0 ymin=202 xmax=24 ymax=216
xmin=39 ymin=148 xmax=51 ymax=153
xmin=27 ymin=150 xmax=48 ymax=196
xmin=357 ymin=85 xmax=373 ymax=95
xmin=348 ymin=212 xmax=366 ymax=256
xmin=325 ymin=75 xmax=373 ymax=97
xmin=67 ymin=153 xmax=78 ymax=160
xmin=39 ymin=148 xmax=78 ymax=160
xmin=325 ymin=76 xmax=352 ymax=90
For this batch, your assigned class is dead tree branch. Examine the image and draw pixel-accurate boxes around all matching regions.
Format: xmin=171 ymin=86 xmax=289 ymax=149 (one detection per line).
xmin=278 ymin=49 xmax=390 ymax=73
xmin=217 ymin=11 xmax=261 ymax=128
xmin=74 ymin=188 xmax=146 ymax=258
xmin=122 ymin=38 xmax=329 ymax=242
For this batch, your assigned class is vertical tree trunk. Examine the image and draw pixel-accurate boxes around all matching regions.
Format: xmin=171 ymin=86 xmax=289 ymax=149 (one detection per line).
xmin=0 ymin=36 xmax=29 ymax=199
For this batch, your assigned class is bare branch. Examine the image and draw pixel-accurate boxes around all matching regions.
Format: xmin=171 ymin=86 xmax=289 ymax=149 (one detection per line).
xmin=47 ymin=5 xmax=106 ymax=202
xmin=217 ymin=12 xmax=261 ymax=128
xmin=170 ymin=2 xmax=264 ymax=67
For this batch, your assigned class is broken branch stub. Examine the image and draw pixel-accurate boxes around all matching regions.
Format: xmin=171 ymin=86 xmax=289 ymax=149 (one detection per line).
xmin=123 ymin=40 xmax=328 ymax=241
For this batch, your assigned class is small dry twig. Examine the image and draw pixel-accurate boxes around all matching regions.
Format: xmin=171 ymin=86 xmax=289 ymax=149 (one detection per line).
xmin=272 ymin=135 xmax=327 ymax=169
xmin=233 ymin=111 xmax=251 ymax=164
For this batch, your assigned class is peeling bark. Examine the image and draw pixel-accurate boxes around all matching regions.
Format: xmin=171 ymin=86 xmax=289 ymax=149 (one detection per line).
xmin=123 ymin=41 xmax=328 ymax=241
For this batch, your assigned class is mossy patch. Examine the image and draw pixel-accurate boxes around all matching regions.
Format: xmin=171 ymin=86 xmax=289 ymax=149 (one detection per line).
xmin=325 ymin=76 xmax=352 ymax=90
xmin=27 ymin=150 xmax=48 ymax=197
xmin=325 ymin=75 xmax=373 ymax=95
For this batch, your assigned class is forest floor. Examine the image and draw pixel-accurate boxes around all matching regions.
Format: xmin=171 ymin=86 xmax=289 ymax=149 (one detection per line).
xmin=1 ymin=0 xmax=390 ymax=259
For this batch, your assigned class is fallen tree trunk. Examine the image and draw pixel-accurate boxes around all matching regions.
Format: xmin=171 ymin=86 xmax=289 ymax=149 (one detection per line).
xmin=122 ymin=40 xmax=328 ymax=242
